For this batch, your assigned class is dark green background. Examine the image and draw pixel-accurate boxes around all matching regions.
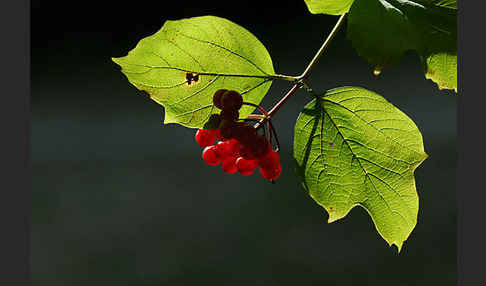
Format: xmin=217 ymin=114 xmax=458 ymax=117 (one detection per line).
xmin=32 ymin=1 xmax=456 ymax=285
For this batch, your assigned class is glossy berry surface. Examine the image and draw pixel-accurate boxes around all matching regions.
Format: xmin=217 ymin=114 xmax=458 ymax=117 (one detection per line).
xmin=221 ymin=157 xmax=238 ymax=174
xmin=236 ymin=157 xmax=258 ymax=176
xmin=214 ymin=139 xmax=239 ymax=158
xmin=258 ymin=150 xmax=280 ymax=170
xmin=198 ymin=88 xmax=281 ymax=181
xmin=202 ymin=146 xmax=221 ymax=166
xmin=259 ymin=163 xmax=282 ymax=180
xmin=195 ymin=129 xmax=217 ymax=147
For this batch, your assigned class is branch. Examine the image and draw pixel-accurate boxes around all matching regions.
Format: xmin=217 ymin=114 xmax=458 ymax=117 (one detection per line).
xmin=297 ymin=14 xmax=347 ymax=81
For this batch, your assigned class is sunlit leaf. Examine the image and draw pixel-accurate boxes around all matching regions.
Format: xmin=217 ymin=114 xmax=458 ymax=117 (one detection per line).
xmin=294 ymin=87 xmax=428 ymax=251
xmin=303 ymin=0 xmax=457 ymax=92
xmin=113 ymin=16 xmax=275 ymax=128
xmin=304 ymin=0 xmax=355 ymax=15
xmin=347 ymin=0 xmax=457 ymax=91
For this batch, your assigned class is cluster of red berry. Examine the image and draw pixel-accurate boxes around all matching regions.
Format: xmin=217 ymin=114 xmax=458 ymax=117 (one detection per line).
xmin=194 ymin=89 xmax=281 ymax=181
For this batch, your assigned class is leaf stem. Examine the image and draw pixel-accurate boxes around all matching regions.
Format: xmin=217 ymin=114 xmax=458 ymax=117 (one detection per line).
xmin=254 ymin=83 xmax=302 ymax=129
xmin=297 ymin=14 xmax=347 ymax=81
xmin=267 ymin=84 xmax=301 ymax=118
xmin=252 ymin=15 xmax=347 ymax=130
xmin=272 ymin=74 xmax=299 ymax=82
xmin=242 ymin=102 xmax=269 ymax=117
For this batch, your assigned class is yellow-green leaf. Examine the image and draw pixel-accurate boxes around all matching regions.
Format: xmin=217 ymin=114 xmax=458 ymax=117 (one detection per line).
xmin=112 ymin=16 xmax=275 ymax=128
xmin=304 ymin=0 xmax=457 ymax=92
xmin=294 ymin=87 xmax=428 ymax=251
xmin=346 ymin=0 xmax=457 ymax=92
xmin=304 ymin=0 xmax=355 ymax=15
xmin=425 ymin=52 xmax=457 ymax=92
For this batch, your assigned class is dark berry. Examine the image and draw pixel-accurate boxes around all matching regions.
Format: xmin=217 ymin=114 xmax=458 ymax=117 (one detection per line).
xmin=219 ymin=119 xmax=235 ymax=140
xmin=236 ymin=157 xmax=258 ymax=176
xmin=213 ymin=89 xmax=227 ymax=109
xmin=195 ymin=129 xmax=217 ymax=147
xmin=250 ymin=135 xmax=271 ymax=158
xmin=202 ymin=146 xmax=221 ymax=166
xmin=221 ymin=90 xmax=243 ymax=111
xmin=233 ymin=124 xmax=257 ymax=144
xmin=220 ymin=109 xmax=239 ymax=121
xmin=221 ymin=157 xmax=238 ymax=174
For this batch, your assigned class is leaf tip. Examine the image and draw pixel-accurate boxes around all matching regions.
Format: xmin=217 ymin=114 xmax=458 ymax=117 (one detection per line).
xmin=327 ymin=217 xmax=338 ymax=224
xmin=391 ymin=241 xmax=403 ymax=254
xmin=111 ymin=57 xmax=121 ymax=65
xmin=326 ymin=206 xmax=343 ymax=224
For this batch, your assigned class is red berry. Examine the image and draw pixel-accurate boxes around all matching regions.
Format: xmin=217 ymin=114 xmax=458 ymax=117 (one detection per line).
xmin=221 ymin=90 xmax=243 ymax=111
xmin=214 ymin=129 xmax=222 ymax=140
xmin=213 ymin=89 xmax=227 ymax=109
xmin=239 ymin=143 xmax=256 ymax=160
xmin=215 ymin=139 xmax=240 ymax=158
xmin=195 ymin=129 xmax=217 ymax=147
xmin=202 ymin=146 xmax=221 ymax=166
xmin=236 ymin=157 xmax=258 ymax=176
xmin=227 ymin=139 xmax=241 ymax=157
xmin=221 ymin=156 xmax=238 ymax=174
xmin=214 ymin=141 xmax=228 ymax=158
xmin=260 ymin=163 xmax=282 ymax=180
xmin=258 ymin=150 xmax=280 ymax=170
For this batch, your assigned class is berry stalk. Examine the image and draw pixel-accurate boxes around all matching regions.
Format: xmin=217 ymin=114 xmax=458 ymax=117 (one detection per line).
xmin=253 ymin=83 xmax=302 ymax=130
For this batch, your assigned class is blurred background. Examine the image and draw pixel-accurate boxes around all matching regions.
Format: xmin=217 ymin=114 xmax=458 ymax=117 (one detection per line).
xmin=31 ymin=1 xmax=456 ymax=285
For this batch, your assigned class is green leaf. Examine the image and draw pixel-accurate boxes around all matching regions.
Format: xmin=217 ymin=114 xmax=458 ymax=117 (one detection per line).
xmin=346 ymin=0 xmax=457 ymax=92
xmin=294 ymin=87 xmax=428 ymax=251
xmin=304 ymin=0 xmax=355 ymax=15
xmin=431 ymin=0 xmax=457 ymax=9
xmin=112 ymin=16 xmax=275 ymax=128
xmin=304 ymin=0 xmax=457 ymax=92
xmin=425 ymin=52 xmax=457 ymax=92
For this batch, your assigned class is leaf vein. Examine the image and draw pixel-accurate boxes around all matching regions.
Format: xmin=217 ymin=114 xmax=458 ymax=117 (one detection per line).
xmin=175 ymin=31 xmax=270 ymax=76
